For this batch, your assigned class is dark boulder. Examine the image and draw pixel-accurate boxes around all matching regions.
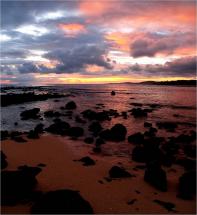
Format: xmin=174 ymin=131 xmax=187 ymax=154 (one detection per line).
xmin=67 ymin=127 xmax=84 ymax=137
xmin=144 ymin=122 xmax=152 ymax=127
xmin=84 ymin=137 xmax=94 ymax=144
xmin=153 ymin=199 xmax=176 ymax=212
xmin=20 ymin=108 xmax=40 ymax=120
xmin=1 ymin=130 xmax=9 ymax=140
xmin=93 ymin=146 xmax=101 ymax=153
xmin=111 ymin=91 xmax=116 ymax=96
xmin=27 ymin=130 xmax=39 ymax=139
xmin=178 ymin=171 xmax=196 ymax=200
xmin=78 ymin=156 xmax=95 ymax=166
xmin=109 ymin=166 xmax=131 ymax=178
xmin=12 ymin=136 xmax=27 ymax=142
xmin=96 ymin=138 xmax=105 ymax=146
xmin=132 ymin=146 xmax=147 ymax=163
xmin=2 ymin=166 xmax=42 ymax=205
xmin=65 ymin=101 xmax=77 ymax=109
xmin=1 ymin=151 xmax=8 ymax=169
xmin=88 ymin=121 xmax=103 ymax=133
xmin=128 ymin=132 xmax=144 ymax=144
xmin=46 ymin=120 xmax=70 ymax=135
xmin=44 ymin=110 xmax=61 ymax=118
xmin=110 ymin=124 xmax=127 ymax=141
xmin=81 ymin=109 xmax=97 ymax=120
xmin=156 ymin=121 xmax=177 ymax=132
xmin=144 ymin=162 xmax=167 ymax=191
xmin=131 ymin=108 xmax=148 ymax=118
xmin=34 ymin=123 xmax=44 ymax=134
xmin=75 ymin=115 xmax=86 ymax=124
xmin=100 ymin=124 xmax=127 ymax=142
xmin=31 ymin=189 xmax=93 ymax=214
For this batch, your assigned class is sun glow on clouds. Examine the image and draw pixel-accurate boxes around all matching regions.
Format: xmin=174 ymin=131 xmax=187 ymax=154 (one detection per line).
xmin=0 ymin=34 xmax=11 ymax=42
xmin=58 ymin=23 xmax=86 ymax=37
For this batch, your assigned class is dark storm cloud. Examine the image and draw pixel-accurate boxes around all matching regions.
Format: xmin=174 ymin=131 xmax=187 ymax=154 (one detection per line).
xmin=128 ymin=56 xmax=196 ymax=77
xmin=130 ymin=32 xmax=195 ymax=58
xmin=1 ymin=1 xmax=78 ymax=29
xmin=19 ymin=45 xmax=113 ymax=74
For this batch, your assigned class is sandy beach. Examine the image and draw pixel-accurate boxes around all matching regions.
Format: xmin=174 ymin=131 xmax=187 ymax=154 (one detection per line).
xmin=1 ymin=134 xmax=196 ymax=214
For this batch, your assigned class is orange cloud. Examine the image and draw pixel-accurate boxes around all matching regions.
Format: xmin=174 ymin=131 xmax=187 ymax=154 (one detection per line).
xmin=105 ymin=32 xmax=131 ymax=52
xmin=79 ymin=1 xmax=111 ymax=16
xmin=58 ymin=23 xmax=86 ymax=37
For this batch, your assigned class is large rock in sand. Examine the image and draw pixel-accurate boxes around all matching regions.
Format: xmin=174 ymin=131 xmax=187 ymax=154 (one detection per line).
xmin=144 ymin=161 xmax=167 ymax=192
xmin=31 ymin=189 xmax=93 ymax=214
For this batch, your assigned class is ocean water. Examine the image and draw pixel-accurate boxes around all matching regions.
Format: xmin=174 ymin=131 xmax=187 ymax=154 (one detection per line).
xmin=1 ymin=84 xmax=196 ymax=157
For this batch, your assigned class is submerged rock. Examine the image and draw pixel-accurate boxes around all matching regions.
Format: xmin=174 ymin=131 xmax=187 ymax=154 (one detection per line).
xmin=109 ymin=166 xmax=131 ymax=178
xmin=20 ymin=108 xmax=40 ymax=120
xmin=31 ymin=189 xmax=93 ymax=214
xmin=178 ymin=171 xmax=196 ymax=200
xmin=2 ymin=166 xmax=42 ymax=205
xmin=144 ymin=162 xmax=167 ymax=192
xmin=65 ymin=101 xmax=77 ymax=109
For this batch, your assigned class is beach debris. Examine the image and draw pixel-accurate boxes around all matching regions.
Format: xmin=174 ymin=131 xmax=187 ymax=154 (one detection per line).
xmin=65 ymin=101 xmax=77 ymax=109
xmin=130 ymin=108 xmax=148 ymax=118
xmin=31 ymin=189 xmax=93 ymax=214
xmin=111 ymin=91 xmax=116 ymax=96
xmin=67 ymin=126 xmax=84 ymax=137
xmin=1 ymin=151 xmax=8 ymax=169
xmin=100 ymin=123 xmax=127 ymax=142
xmin=77 ymin=156 xmax=96 ymax=166
xmin=84 ymin=137 xmax=94 ymax=144
xmin=153 ymin=199 xmax=176 ymax=212
xmin=109 ymin=166 xmax=132 ymax=178
xmin=127 ymin=199 xmax=137 ymax=205
xmin=128 ymin=132 xmax=144 ymax=144
xmin=1 ymin=166 xmax=42 ymax=205
xmin=177 ymin=171 xmax=196 ymax=200
xmin=20 ymin=108 xmax=40 ymax=120
xmin=144 ymin=161 xmax=167 ymax=192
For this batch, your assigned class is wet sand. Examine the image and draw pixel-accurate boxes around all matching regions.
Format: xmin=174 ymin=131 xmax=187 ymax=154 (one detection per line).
xmin=1 ymin=134 xmax=196 ymax=214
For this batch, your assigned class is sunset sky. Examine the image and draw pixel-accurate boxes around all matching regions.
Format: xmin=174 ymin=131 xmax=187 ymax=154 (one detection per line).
xmin=1 ymin=0 xmax=196 ymax=85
